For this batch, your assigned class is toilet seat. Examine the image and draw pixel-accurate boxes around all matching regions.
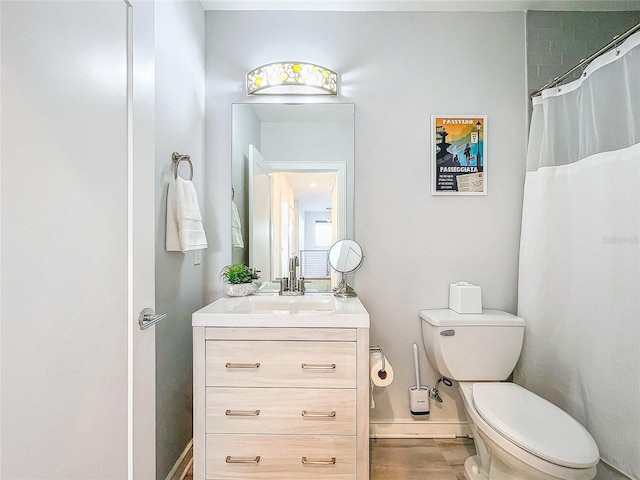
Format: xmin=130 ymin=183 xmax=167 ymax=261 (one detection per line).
xmin=471 ymin=383 xmax=599 ymax=469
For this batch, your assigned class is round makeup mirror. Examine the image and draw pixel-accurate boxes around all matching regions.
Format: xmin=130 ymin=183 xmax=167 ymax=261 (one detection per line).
xmin=328 ymin=239 xmax=364 ymax=297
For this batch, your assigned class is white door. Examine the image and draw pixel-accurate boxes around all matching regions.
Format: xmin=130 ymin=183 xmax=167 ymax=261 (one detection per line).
xmin=248 ymin=144 xmax=273 ymax=281
xmin=128 ymin=2 xmax=157 ymax=479
xmin=0 ymin=1 xmax=155 ymax=479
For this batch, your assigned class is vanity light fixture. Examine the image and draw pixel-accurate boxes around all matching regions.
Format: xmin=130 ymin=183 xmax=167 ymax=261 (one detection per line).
xmin=246 ymin=62 xmax=338 ymax=95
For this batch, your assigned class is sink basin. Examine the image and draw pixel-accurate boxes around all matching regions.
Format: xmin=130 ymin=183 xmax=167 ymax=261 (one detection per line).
xmin=244 ymin=295 xmax=338 ymax=312
xmin=192 ymin=293 xmax=369 ymax=328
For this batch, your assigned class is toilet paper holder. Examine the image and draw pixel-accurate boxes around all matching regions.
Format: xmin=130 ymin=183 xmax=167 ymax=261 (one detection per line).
xmin=369 ymin=344 xmax=386 ymax=379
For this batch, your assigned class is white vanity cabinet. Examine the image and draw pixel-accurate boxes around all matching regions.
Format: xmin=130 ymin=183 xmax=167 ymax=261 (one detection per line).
xmin=192 ymin=296 xmax=370 ymax=480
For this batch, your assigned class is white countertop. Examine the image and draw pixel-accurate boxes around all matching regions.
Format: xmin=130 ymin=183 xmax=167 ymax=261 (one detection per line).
xmin=192 ymin=293 xmax=370 ymax=328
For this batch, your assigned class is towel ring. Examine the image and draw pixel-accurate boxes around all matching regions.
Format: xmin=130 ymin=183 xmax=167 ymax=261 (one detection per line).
xmin=172 ymin=152 xmax=193 ymax=180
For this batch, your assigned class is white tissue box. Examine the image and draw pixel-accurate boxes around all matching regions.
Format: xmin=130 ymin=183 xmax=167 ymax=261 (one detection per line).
xmin=449 ymin=282 xmax=482 ymax=314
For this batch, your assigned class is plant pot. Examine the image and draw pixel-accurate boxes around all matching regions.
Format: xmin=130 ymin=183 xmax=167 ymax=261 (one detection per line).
xmin=223 ymin=282 xmax=258 ymax=297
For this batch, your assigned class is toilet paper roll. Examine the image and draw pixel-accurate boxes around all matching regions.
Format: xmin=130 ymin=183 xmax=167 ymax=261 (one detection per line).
xmin=370 ymin=359 xmax=394 ymax=387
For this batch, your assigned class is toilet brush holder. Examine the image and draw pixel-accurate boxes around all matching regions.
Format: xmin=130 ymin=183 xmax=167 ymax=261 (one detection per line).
xmin=409 ymin=386 xmax=430 ymax=415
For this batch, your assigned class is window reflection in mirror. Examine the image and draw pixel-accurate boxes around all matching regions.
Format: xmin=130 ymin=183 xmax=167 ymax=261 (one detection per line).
xmin=231 ymin=103 xmax=355 ymax=291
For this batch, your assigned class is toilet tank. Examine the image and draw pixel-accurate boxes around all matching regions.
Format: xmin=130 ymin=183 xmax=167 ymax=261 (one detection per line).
xmin=419 ymin=309 xmax=525 ymax=381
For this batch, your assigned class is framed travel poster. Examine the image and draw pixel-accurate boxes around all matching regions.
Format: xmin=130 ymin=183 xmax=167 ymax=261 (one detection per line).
xmin=431 ymin=115 xmax=487 ymax=195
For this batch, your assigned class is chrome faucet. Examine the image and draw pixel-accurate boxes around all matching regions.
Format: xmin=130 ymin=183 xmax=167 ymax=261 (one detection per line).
xmin=279 ymin=255 xmax=305 ymax=296
xmin=288 ymin=256 xmax=298 ymax=289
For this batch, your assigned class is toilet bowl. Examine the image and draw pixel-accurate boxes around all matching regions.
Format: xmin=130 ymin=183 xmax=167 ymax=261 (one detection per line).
xmin=459 ymin=382 xmax=598 ymax=480
xmin=420 ymin=309 xmax=599 ymax=480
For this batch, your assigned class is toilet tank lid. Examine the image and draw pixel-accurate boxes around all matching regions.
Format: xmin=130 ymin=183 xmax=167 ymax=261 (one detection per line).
xmin=419 ymin=309 xmax=525 ymax=327
xmin=472 ymin=383 xmax=599 ymax=468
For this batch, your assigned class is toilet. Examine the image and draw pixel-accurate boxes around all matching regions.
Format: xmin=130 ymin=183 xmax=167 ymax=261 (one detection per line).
xmin=420 ymin=308 xmax=599 ymax=480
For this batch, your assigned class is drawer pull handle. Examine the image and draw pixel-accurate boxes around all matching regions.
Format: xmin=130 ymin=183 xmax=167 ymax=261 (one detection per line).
xmin=301 ymin=410 xmax=336 ymax=417
xmin=301 ymin=363 xmax=336 ymax=370
xmin=225 ymin=456 xmax=261 ymax=464
xmin=225 ymin=362 xmax=260 ymax=369
xmin=301 ymin=456 xmax=336 ymax=465
xmin=225 ymin=409 xmax=260 ymax=416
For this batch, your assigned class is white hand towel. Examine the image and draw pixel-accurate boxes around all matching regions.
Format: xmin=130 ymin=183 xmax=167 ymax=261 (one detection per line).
xmin=166 ymin=176 xmax=208 ymax=252
xmin=231 ymin=200 xmax=244 ymax=249
xmin=165 ymin=178 xmax=180 ymax=251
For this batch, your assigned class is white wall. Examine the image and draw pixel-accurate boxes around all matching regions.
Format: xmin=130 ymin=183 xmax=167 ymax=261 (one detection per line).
xmin=261 ymin=122 xmax=353 ymax=163
xmin=205 ymin=10 xmax=527 ymax=432
xmin=154 ymin=1 xmax=205 ymax=478
xmin=1 ymin=2 xmax=130 ymax=477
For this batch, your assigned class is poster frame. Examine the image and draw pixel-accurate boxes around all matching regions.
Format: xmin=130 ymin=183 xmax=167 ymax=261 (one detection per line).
xmin=431 ymin=115 xmax=487 ymax=196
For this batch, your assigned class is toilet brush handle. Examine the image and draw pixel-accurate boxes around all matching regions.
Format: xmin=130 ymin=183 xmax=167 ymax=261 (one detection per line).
xmin=413 ymin=343 xmax=420 ymax=387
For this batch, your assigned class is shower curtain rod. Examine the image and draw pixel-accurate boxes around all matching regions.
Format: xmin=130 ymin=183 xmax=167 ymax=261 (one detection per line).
xmin=530 ymin=21 xmax=640 ymax=99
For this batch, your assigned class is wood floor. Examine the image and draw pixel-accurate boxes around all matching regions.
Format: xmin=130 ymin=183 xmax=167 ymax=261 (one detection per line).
xmin=183 ymin=437 xmax=476 ymax=479
xmin=371 ymin=437 xmax=476 ymax=480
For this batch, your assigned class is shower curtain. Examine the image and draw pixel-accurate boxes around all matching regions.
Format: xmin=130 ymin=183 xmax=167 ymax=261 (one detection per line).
xmin=515 ymin=30 xmax=640 ymax=479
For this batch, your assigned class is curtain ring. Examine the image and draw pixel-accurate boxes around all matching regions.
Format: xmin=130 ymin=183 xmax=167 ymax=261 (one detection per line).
xmin=578 ymin=60 xmax=587 ymax=78
xmin=612 ymin=34 xmax=622 ymax=56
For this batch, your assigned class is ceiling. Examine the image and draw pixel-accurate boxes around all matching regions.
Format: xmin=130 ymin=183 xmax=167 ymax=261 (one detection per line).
xmin=278 ymin=171 xmax=336 ymax=212
xmin=202 ymin=0 xmax=640 ymax=11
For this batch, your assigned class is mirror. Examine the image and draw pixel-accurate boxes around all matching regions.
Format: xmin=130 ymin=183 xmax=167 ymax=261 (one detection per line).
xmin=232 ymin=103 xmax=355 ymax=291
xmin=328 ymin=239 xmax=364 ymax=298
xmin=329 ymin=239 xmax=364 ymax=273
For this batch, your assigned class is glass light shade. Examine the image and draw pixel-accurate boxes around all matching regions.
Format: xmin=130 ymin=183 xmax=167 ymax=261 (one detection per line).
xmin=247 ymin=62 xmax=338 ymax=95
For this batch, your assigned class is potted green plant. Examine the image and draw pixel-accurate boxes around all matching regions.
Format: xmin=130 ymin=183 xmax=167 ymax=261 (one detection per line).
xmin=220 ymin=264 xmax=260 ymax=296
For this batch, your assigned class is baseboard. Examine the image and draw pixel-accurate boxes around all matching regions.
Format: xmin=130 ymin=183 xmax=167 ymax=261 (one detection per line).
xmin=370 ymin=420 xmax=472 ymax=439
xmin=166 ymin=439 xmax=194 ymax=480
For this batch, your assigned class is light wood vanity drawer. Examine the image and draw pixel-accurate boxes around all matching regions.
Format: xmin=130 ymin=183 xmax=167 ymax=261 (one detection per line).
xmin=206 ymin=327 xmax=356 ymax=342
xmin=206 ymin=434 xmax=356 ymax=479
xmin=206 ymin=387 xmax=356 ymax=435
xmin=206 ymin=341 xmax=356 ymax=388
